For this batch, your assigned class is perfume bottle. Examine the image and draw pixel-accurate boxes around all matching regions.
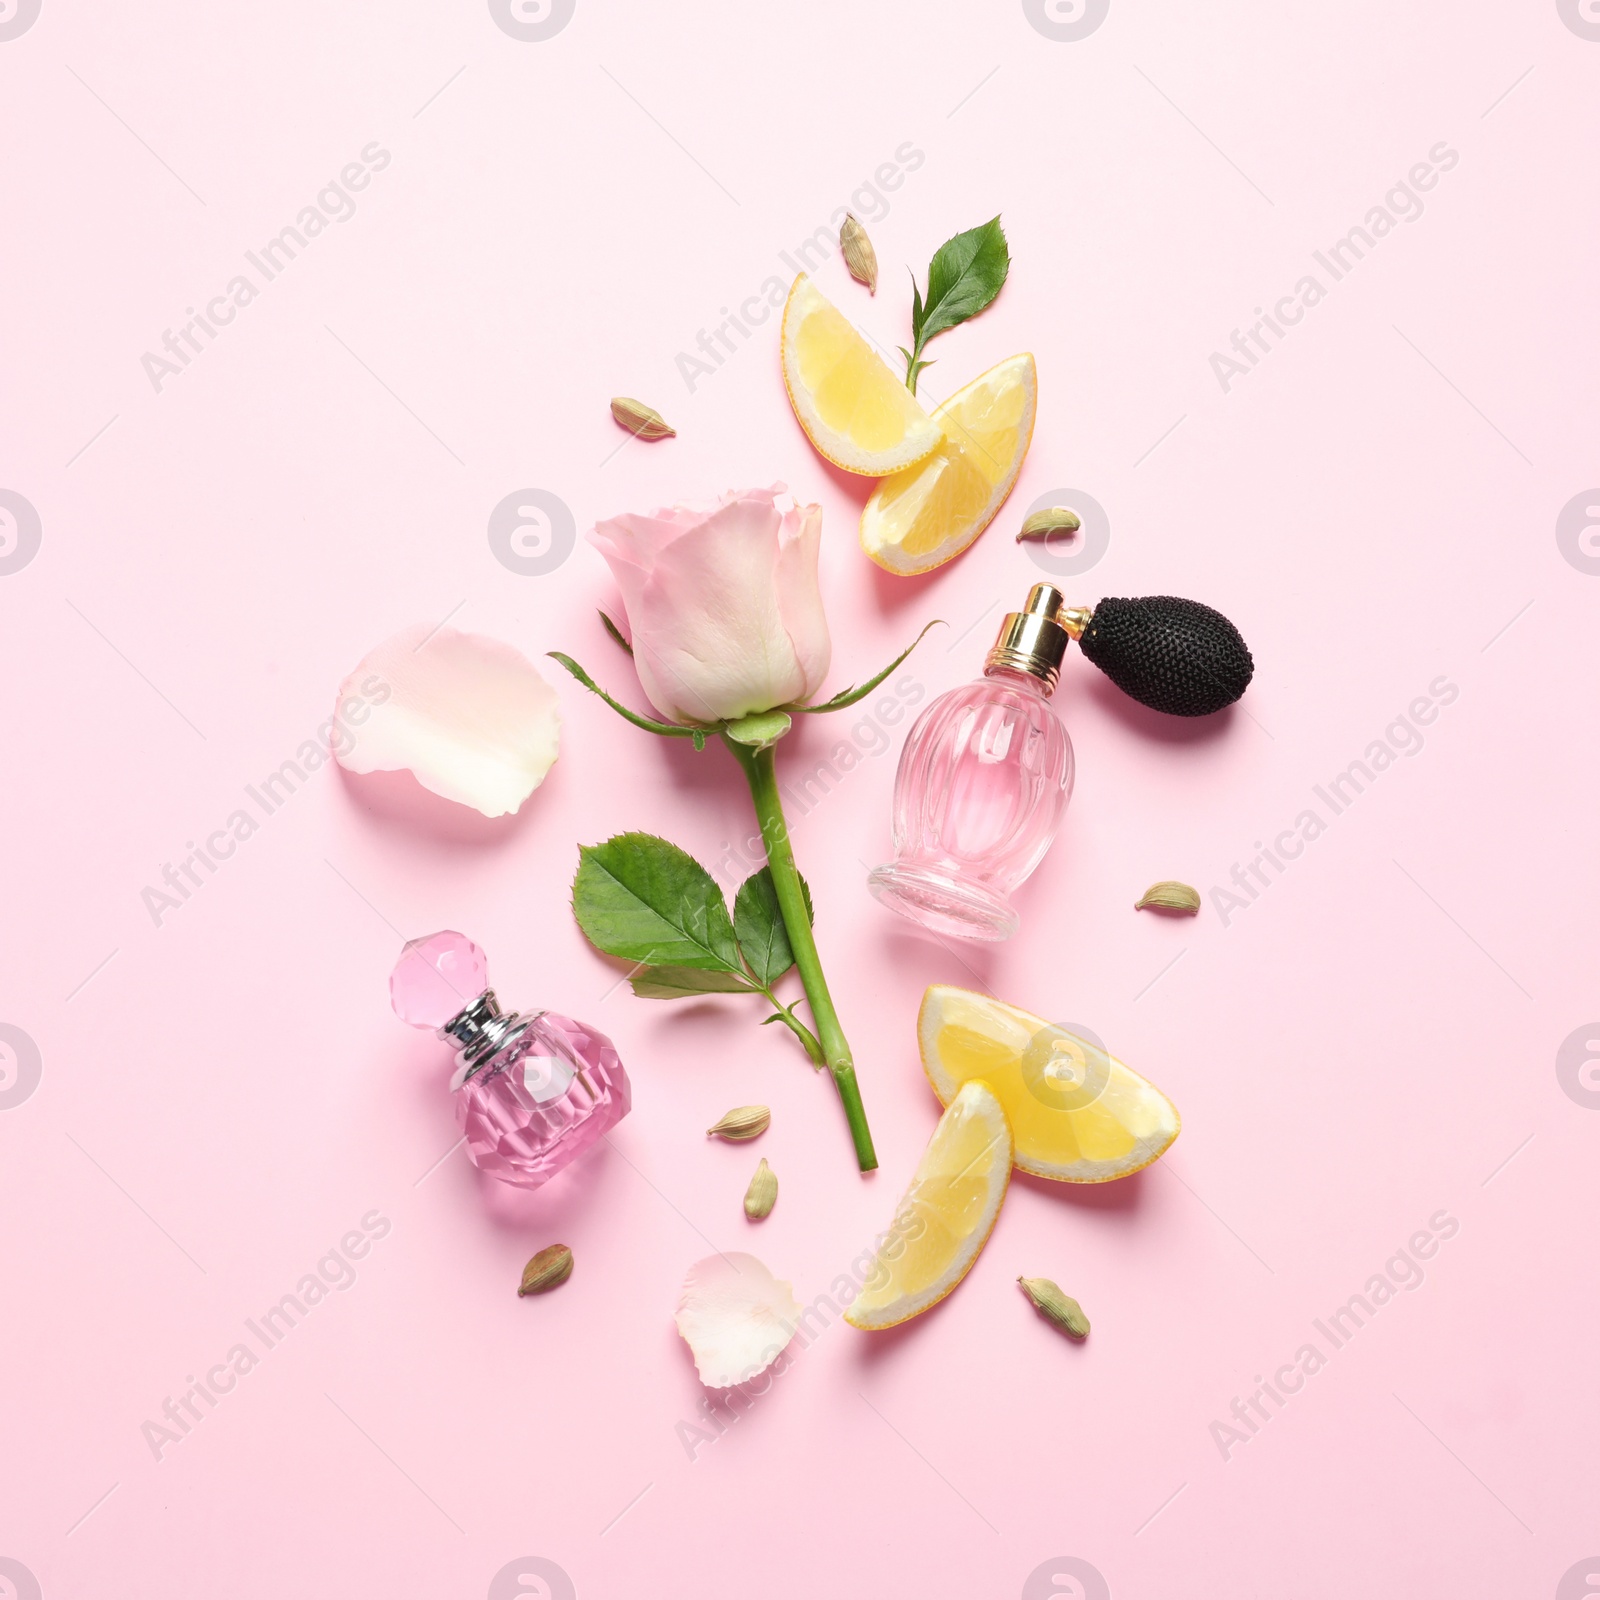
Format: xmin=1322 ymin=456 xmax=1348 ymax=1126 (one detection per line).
xmin=390 ymin=930 xmax=630 ymax=1188
xmin=869 ymin=584 xmax=1077 ymax=942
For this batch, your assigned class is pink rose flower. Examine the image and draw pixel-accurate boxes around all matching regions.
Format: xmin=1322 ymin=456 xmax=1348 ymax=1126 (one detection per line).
xmin=588 ymin=485 xmax=831 ymax=725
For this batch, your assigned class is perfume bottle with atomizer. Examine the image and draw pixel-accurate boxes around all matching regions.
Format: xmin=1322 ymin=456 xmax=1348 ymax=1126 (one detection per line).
xmin=870 ymin=582 xmax=1253 ymax=942
xmin=390 ymin=930 xmax=630 ymax=1188
xmin=870 ymin=584 xmax=1077 ymax=941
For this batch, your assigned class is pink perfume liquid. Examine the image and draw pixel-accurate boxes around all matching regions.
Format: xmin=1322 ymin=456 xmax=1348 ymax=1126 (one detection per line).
xmin=450 ymin=1010 xmax=629 ymax=1188
xmin=391 ymin=931 xmax=630 ymax=1188
xmin=870 ymin=587 xmax=1076 ymax=941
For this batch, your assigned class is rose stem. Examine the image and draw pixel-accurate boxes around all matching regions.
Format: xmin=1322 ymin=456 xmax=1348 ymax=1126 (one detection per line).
xmin=725 ymin=737 xmax=878 ymax=1173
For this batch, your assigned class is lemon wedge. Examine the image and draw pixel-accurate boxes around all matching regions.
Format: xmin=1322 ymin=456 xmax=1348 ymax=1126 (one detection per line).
xmin=918 ymin=985 xmax=1180 ymax=1183
xmin=845 ymin=1080 xmax=1012 ymax=1330
xmin=780 ymin=274 xmax=941 ymax=476
xmin=859 ymin=352 xmax=1036 ymax=575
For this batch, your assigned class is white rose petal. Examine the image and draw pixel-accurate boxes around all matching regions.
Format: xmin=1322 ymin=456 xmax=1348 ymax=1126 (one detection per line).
xmin=674 ymin=1252 xmax=802 ymax=1389
xmin=334 ymin=624 xmax=560 ymax=818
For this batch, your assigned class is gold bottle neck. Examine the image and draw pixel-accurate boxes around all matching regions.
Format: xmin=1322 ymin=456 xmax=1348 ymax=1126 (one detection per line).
xmin=985 ymin=584 xmax=1085 ymax=694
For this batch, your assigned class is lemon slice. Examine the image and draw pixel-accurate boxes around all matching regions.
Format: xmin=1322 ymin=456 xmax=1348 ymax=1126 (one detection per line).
xmin=845 ymin=1080 xmax=1012 ymax=1330
xmin=919 ymin=985 xmax=1180 ymax=1183
xmin=858 ymin=352 xmax=1036 ymax=576
xmin=780 ymin=274 xmax=941 ymax=476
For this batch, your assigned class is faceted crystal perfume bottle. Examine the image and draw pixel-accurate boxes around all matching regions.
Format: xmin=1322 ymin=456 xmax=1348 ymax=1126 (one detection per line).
xmin=390 ymin=930 xmax=630 ymax=1188
xmin=869 ymin=584 xmax=1077 ymax=942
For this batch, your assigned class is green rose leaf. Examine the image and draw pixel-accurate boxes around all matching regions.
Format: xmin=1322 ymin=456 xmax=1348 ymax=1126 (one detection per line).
xmin=903 ymin=216 xmax=1010 ymax=393
xmin=573 ymin=833 xmax=743 ymax=971
xmin=723 ymin=709 xmax=792 ymax=749
xmin=733 ymin=866 xmax=814 ymax=987
xmin=919 ymin=216 xmax=1010 ymax=341
xmin=628 ymin=965 xmax=756 ymax=1000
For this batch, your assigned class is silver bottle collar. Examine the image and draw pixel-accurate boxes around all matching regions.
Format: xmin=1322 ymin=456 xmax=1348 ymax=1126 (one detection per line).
xmin=440 ymin=990 xmax=541 ymax=1090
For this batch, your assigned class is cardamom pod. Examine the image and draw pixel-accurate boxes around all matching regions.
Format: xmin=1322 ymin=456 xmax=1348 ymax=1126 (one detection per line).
xmin=1016 ymin=507 xmax=1083 ymax=542
xmin=609 ymin=396 xmax=676 ymax=440
xmin=743 ymin=1158 xmax=778 ymax=1219
xmin=707 ymin=1104 xmax=771 ymax=1142
xmin=839 ymin=214 xmax=878 ymax=294
xmin=1018 ymin=1276 xmax=1089 ymax=1340
xmin=1135 ymin=880 xmax=1201 ymax=915
xmin=518 ymin=1243 xmax=574 ymax=1296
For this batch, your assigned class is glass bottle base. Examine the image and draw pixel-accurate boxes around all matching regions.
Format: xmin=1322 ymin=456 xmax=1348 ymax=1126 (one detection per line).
xmin=867 ymin=862 xmax=1019 ymax=942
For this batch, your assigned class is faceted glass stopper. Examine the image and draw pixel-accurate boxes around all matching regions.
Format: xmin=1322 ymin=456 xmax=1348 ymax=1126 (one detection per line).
xmin=390 ymin=930 xmax=488 ymax=1029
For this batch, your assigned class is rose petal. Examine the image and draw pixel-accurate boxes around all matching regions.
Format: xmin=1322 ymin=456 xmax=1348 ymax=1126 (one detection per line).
xmin=674 ymin=1252 xmax=802 ymax=1389
xmin=333 ymin=624 xmax=559 ymax=818
xmin=774 ymin=499 xmax=831 ymax=701
xmin=589 ymin=485 xmax=830 ymax=725
xmin=634 ymin=499 xmax=806 ymax=722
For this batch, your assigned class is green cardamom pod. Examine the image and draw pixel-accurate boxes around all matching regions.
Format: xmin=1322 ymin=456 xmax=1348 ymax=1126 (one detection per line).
xmin=1016 ymin=507 xmax=1082 ymax=542
xmin=1018 ymin=1276 xmax=1089 ymax=1339
xmin=707 ymin=1105 xmax=771 ymax=1142
xmin=839 ymin=213 xmax=879 ymax=294
xmin=1135 ymin=880 xmax=1201 ymax=915
xmin=518 ymin=1244 xmax=574 ymax=1296
xmin=743 ymin=1158 xmax=778 ymax=1220
xmin=609 ymin=396 xmax=676 ymax=440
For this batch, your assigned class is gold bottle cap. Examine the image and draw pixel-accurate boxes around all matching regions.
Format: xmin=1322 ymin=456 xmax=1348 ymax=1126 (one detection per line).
xmin=985 ymin=584 xmax=1088 ymax=693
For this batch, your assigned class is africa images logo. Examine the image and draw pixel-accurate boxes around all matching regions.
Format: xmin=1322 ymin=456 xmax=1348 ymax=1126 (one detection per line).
xmin=1019 ymin=487 xmax=1110 ymax=579
xmin=1022 ymin=0 xmax=1109 ymax=42
xmin=0 ymin=1025 xmax=43 ymax=1110
xmin=139 ymin=144 xmax=393 ymax=393
xmin=0 ymin=490 xmax=42 ymax=576
xmin=0 ymin=0 xmax=41 ymax=42
xmin=1556 ymin=1024 xmax=1600 ymax=1110
xmin=487 ymin=1556 xmax=576 ymax=1599
xmin=488 ymin=489 xmax=576 ymax=575
xmin=0 ymin=1559 xmax=41 ymax=1600
xmin=487 ymin=0 xmax=574 ymax=41
xmin=1209 ymin=142 xmax=1459 ymax=393
xmin=1022 ymin=1556 xmax=1110 ymax=1599
xmin=1557 ymin=0 xmax=1600 ymax=41
xmin=1556 ymin=489 xmax=1600 ymax=574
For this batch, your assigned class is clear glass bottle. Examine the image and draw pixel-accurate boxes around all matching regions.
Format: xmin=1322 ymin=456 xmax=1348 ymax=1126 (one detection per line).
xmin=869 ymin=584 xmax=1077 ymax=941
xmin=390 ymin=930 xmax=630 ymax=1188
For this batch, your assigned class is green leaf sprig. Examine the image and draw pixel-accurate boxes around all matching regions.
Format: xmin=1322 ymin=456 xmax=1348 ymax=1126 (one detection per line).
xmin=573 ymin=833 xmax=823 ymax=1063
xmin=900 ymin=216 xmax=1011 ymax=395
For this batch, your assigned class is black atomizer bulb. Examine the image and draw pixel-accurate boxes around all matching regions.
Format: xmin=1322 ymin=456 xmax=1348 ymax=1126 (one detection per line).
xmin=1061 ymin=595 xmax=1254 ymax=716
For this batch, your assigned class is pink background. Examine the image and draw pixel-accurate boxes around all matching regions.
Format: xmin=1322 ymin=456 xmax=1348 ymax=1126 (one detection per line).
xmin=3 ymin=2 xmax=1598 ymax=1595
